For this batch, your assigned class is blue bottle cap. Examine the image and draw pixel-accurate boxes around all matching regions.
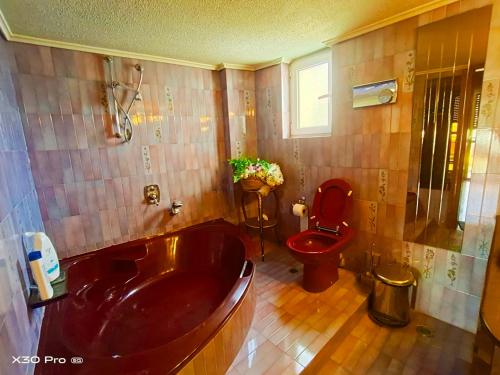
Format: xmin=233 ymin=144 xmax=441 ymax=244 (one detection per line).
xmin=28 ymin=251 xmax=42 ymax=261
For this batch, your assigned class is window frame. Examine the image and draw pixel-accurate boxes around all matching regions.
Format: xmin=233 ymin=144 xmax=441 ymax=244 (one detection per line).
xmin=289 ymin=49 xmax=332 ymax=138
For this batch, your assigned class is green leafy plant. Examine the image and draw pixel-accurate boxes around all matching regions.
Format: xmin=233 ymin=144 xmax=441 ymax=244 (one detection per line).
xmin=228 ymin=156 xmax=284 ymax=187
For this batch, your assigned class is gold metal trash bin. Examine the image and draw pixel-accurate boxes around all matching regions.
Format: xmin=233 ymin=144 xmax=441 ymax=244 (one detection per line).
xmin=369 ymin=263 xmax=415 ymax=327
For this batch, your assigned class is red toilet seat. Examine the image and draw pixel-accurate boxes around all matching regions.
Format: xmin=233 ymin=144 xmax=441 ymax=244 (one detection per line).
xmin=309 ymin=178 xmax=353 ymax=229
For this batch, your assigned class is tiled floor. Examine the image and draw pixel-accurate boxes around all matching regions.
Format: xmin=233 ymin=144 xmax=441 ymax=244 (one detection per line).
xmin=304 ymin=311 xmax=475 ymax=375
xmin=228 ymin=243 xmax=475 ymax=375
xmin=227 ymin=243 xmax=370 ymax=374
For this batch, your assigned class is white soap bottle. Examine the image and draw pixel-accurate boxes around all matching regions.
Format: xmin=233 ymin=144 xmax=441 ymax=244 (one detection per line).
xmin=32 ymin=232 xmax=60 ymax=282
xmin=28 ymin=251 xmax=54 ymax=300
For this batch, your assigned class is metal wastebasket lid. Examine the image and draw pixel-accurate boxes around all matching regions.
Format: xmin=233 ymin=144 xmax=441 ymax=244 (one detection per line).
xmin=373 ymin=263 xmax=415 ymax=287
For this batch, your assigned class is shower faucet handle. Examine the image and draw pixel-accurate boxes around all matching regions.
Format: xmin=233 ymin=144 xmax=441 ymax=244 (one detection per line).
xmin=144 ymin=185 xmax=160 ymax=206
xmin=170 ymin=200 xmax=183 ymax=215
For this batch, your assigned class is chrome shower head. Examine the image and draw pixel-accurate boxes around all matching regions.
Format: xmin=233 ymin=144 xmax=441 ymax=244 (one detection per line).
xmin=135 ymin=64 xmax=144 ymax=72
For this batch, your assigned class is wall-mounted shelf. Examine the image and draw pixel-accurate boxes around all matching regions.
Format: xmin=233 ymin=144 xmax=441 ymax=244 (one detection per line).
xmin=28 ymin=271 xmax=68 ymax=309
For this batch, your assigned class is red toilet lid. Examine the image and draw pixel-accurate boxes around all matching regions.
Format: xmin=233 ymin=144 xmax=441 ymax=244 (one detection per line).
xmin=310 ymin=179 xmax=353 ymax=228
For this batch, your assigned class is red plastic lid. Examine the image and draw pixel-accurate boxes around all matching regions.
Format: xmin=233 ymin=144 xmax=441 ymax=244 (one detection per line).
xmin=310 ymin=179 xmax=353 ymax=228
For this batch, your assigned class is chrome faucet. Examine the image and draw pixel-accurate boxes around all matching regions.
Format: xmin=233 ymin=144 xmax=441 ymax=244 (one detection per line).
xmin=170 ymin=200 xmax=183 ymax=215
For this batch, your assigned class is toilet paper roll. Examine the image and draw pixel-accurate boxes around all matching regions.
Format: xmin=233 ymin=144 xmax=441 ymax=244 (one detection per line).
xmin=292 ymin=203 xmax=307 ymax=217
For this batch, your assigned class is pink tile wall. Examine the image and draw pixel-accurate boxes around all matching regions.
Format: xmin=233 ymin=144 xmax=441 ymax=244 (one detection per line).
xmin=11 ymin=43 xmax=235 ymax=258
xmin=257 ymin=15 xmax=417 ymax=255
xmin=220 ymin=68 xmax=259 ymax=224
xmin=0 ymin=36 xmax=45 ymax=375
xmin=255 ymin=1 xmax=499 ymax=333
xmin=220 ymin=68 xmax=257 ymax=158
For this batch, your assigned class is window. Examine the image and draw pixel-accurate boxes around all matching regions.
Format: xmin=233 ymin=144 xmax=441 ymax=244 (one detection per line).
xmin=289 ymin=49 xmax=332 ymax=137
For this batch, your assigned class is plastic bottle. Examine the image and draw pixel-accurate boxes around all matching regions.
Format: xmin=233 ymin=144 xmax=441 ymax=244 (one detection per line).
xmin=28 ymin=232 xmax=60 ymax=282
xmin=28 ymin=251 xmax=54 ymax=300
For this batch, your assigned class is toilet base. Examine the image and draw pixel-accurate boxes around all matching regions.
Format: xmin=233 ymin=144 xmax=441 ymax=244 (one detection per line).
xmin=302 ymin=257 xmax=339 ymax=293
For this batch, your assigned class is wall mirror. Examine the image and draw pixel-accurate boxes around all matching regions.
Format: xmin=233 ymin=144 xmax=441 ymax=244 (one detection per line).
xmin=404 ymin=6 xmax=492 ymax=252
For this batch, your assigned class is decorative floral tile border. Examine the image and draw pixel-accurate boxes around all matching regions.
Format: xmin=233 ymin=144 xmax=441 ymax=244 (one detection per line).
xmin=403 ymin=50 xmax=415 ymax=93
xmin=478 ymin=79 xmax=499 ymax=128
xmin=422 ymin=246 xmax=436 ymax=280
xmin=235 ymin=140 xmax=242 ymax=158
xmin=265 ymin=87 xmax=272 ymax=111
xmin=401 ymin=241 xmax=413 ymax=267
xmin=298 ymin=164 xmax=306 ymax=194
xmin=446 ymin=251 xmax=460 ymax=288
xmin=154 ymin=122 xmax=162 ymax=143
xmin=165 ymin=87 xmax=175 ymax=115
xmin=292 ymin=138 xmax=301 ymax=164
xmin=367 ymin=201 xmax=377 ymax=234
xmin=141 ymin=145 xmax=152 ymax=175
xmin=378 ymin=169 xmax=387 ymax=203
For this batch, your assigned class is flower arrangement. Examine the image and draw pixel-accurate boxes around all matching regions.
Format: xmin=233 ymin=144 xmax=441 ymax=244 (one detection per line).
xmin=228 ymin=157 xmax=284 ymax=189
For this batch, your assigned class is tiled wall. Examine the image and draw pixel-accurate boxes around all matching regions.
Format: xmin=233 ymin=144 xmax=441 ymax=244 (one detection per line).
xmin=0 ymin=37 xmax=45 ymax=375
xmin=255 ymin=0 xmax=500 ymax=333
xmin=256 ymin=17 xmax=418 ymax=258
xmin=219 ymin=68 xmax=258 ymax=221
xmin=220 ymin=69 xmax=257 ymax=159
xmin=11 ymin=44 xmax=235 ymax=258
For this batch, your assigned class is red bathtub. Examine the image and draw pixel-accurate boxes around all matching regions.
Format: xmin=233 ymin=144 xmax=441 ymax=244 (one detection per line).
xmin=36 ymin=220 xmax=255 ymax=375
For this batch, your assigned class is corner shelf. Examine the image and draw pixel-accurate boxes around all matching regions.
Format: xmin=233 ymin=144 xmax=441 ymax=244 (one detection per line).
xmin=28 ymin=271 xmax=68 ymax=309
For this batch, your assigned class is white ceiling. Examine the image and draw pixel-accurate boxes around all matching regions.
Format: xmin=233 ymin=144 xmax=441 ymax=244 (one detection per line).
xmin=0 ymin=0 xmax=455 ymax=69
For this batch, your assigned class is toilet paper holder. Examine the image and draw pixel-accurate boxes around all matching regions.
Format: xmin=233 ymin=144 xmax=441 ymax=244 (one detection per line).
xmin=291 ymin=196 xmax=306 ymax=208
xmin=291 ymin=197 xmax=308 ymax=218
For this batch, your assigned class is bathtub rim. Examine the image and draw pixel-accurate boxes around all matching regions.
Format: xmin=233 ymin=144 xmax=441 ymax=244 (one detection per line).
xmin=61 ymin=218 xmax=252 ymax=265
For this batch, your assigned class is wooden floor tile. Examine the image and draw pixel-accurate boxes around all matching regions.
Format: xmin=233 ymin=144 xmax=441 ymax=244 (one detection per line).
xmin=310 ymin=310 xmax=475 ymax=375
xmin=229 ymin=242 xmax=369 ymax=374
xmin=280 ymin=360 xmax=304 ymax=375
xmin=285 ymin=327 xmax=320 ymax=359
xmin=227 ymin=241 xmax=473 ymax=375
xmin=316 ymin=359 xmax=340 ymax=375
